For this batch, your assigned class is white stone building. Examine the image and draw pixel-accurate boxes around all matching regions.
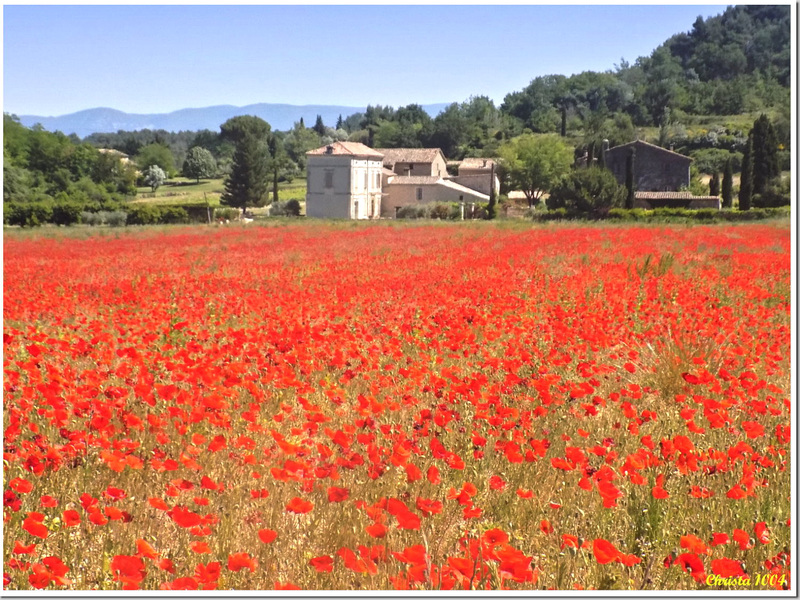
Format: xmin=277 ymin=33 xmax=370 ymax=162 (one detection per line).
xmin=305 ymin=141 xmax=383 ymax=219
xmin=306 ymin=143 xmax=494 ymax=219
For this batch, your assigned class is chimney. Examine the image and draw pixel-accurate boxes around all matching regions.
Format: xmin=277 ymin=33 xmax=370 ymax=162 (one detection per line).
xmin=669 ymin=144 xmax=674 ymax=152
xmin=602 ymin=139 xmax=609 ymax=152
xmin=325 ymin=145 xmax=334 ymax=155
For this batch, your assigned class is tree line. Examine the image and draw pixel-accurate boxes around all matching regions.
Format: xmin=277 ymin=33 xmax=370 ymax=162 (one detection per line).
xmin=3 ymin=5 xmax=790 ymax=224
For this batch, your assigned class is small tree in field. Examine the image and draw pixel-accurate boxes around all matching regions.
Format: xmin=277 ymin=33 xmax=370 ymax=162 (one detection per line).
xmin=497 ymin=133 xmax=573 ymax=208
xmin=709 ymin=171 xmax=720 ymax=196
xmin=721 ymin=159 xmax=733 ymax=208
xmin=548 ymin=167 xmax=626 ymax=215
xmin=143 ymin=165 xmax=166 ymax=193
xmin=739 ymin=133 xmax=753 ymax=211
xmin=183 ymin=147 xmax=217 ymax=182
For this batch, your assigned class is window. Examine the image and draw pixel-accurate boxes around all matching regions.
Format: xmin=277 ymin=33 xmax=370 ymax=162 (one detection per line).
xmin=362 ymin=171 xmax=367 ymax=190
xmin=324 ymin=170 xmax=334 ymax=189
xmin=416 ymin=188 xmax=423 ymax=201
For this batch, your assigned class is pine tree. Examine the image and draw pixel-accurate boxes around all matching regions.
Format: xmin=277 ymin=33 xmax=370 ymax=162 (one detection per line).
xmin=221 ymin=134 xmax=270 ymax=213
xmin=721 ymin=158 xmax=733 ymax=208
xmin=738 ymin=133 xmax=753 ymax=211
xmin=625 ymin=148 xmax=636 ymax=209
xmin=709 ymin=171 xmax=720 ymax=196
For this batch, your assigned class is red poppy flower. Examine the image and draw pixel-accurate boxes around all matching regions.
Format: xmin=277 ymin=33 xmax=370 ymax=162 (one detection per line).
xmin=62 ymin=510 xmax=81 ymax=527
xmin=258 ymin=529 xmax=277 ymax=544
xmin=190 ymin=541 xmax=211 ymax=554
xmin=309 ymin=555 xmax=334 ymax=573
xmin=710 ymin=532 xmax=729 ymax=546
xmin=13 ymin=541 xmax=36 ymax=554
xmin=680 ymin=534 xmax=710 ymax=555
xmin=23 ymin=517 xmax=48 ymax=539
xmin=711 ymin=558 xmax=746 ymax=578
xmin=286 ymin=497 xmax=313 ymax=514
xmin=366 ymin=523 xmax=387 ymax=538
xmin=754 ymin=522 xmax=770 ymax=545
xmin=136 ymin=539 xmax=159 ymax=560
xmin=593 ymin=538 xmax=621 ymax=564
xmin=327 ymin=486 xmax=349 ymax=502
xmin=227 ymin=552 xmax=257 ymax=573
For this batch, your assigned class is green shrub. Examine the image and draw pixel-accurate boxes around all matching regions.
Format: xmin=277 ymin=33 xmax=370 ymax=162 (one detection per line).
xmin=51 ymin=193 xmax=84 ymax=226
xmin=4 ymin=201 xmax=54 ymax=227
xmin=285 ymin=199 xmax=301 ymax=216
xmin=753 ymin=176 xmax=790 ymax=208
xmin=126 ymin=204 xmax=163 ymax=225
xmin=160 ymin=206 xmax=189 ymax=224
xmin=80 ymin=210 xmax=128 ymax=226
xmin=548 ymin=167 xmax=625 ymax=215
xmin=429 ymin=203 xmax=451 ymax=220
xmin=214 ymin=207 xmax=241 ymax=221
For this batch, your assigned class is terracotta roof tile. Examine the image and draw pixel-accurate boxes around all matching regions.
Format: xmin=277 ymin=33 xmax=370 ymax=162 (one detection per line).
xmin=374 ymin=148 xmax=444 ymax=165
xmin=459 ymin=157 xmax=496 ymax=170
xmin=307 ymin=141 xmax=384 ymax=158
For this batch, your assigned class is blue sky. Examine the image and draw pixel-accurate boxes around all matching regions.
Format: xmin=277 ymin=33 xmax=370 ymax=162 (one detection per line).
xmin=4 ymin=4 xmax=729 ymax=117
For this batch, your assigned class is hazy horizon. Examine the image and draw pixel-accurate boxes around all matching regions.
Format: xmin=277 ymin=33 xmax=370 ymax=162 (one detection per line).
xmin=4 ymin=4 xmax=727 ymax=117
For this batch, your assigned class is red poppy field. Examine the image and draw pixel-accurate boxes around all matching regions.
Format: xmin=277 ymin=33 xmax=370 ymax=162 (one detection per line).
xmin=2 ymin=221 xmax=792 ymax=591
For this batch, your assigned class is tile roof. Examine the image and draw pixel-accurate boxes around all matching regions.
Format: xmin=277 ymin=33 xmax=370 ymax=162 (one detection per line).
xmin=607 ymin=139 xmax=692 ymax=160
xmin=306 ymin=141 xmax=384 ymax=158
xmin=635 ymin=191 xmax=718 ymax=200
xmin=459 ymin=157 xmax=496 ymax=170
xmin=384 ymin=176 xmax=442 ymax=185
xmin=374 ymin=148 xmax=444 ymax=165
xmin=384 ymin=176 xmax=490 ymax=201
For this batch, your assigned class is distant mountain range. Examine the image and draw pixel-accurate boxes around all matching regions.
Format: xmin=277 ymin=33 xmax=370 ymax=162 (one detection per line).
xmin=15 ymin=103 xmax=452 ymax=139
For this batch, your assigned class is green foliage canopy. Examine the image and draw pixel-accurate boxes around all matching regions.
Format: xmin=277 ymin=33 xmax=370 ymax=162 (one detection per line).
xmin=497 ymin=133 xmax=573 ymax=207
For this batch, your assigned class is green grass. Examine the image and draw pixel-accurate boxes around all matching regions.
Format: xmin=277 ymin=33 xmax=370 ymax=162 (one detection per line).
xmin=134 ymin=177 xmax=307 ymax=206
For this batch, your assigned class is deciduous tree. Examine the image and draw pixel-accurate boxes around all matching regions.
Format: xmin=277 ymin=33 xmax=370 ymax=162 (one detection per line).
xmin=182 ymin=147 xmax=217 ymax=182
xmin=143 ymin=165 xmax=166 ymax=193
xmin=497 ymin=133 xmax=573 ymax=207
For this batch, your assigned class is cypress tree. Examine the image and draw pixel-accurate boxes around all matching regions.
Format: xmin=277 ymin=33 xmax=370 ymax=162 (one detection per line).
xmin=625 ymin=148 xmax=636 ymax=209
xmin=751 ymin=114 xmax=779 ymax=194
xmin=721 ymin=158 xmax=733 ymax=208
xmin=709 ymin=171 xmax=720 ymax=196
xmin=739 ymin=133 xmax=753 ymax=211
xmin=313 ymin=115 xmax=326 ymax=136
xmin=486 ymin=163 xmax=497 ymax=219
xmin=336 ymin=114 xmax=343 ymax=130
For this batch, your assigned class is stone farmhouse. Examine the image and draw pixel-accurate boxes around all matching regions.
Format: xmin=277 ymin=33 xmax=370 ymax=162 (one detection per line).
xmin=604 ymin=139 xmax=719 ymax=209
xmin=306 ymin=142 xmax=497 ymax=219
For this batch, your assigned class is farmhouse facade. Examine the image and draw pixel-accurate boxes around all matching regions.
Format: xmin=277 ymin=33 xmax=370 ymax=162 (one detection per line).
xmin=307 ymin=143 xmax=493 ymax=219
xmin=305 ymin=142 xmax=383 ymax=219
xmin=605 ymin=139 xmax=691 ymax=192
